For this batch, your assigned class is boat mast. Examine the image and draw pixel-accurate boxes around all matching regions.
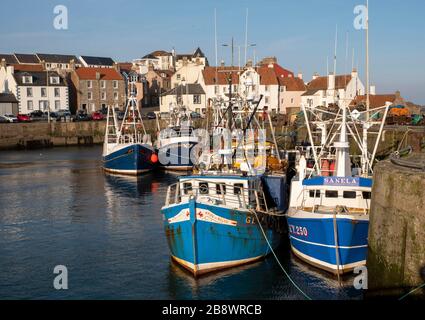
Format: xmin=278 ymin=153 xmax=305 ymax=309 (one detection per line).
xmin=362 ymin=0 xmax=370 ymax=176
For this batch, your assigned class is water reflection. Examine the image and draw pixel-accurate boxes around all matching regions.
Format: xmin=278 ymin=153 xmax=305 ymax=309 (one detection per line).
xmin=0 ymin=146 xmax=363 ymax=300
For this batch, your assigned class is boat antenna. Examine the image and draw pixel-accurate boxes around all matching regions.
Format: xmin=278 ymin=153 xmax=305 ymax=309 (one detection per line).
xmin=333 ymin=24 xmax=338 ymax=76
xmin=366 ymin=0 xmax=370 ymax=116
xmin=244 ymin=8 xmax=248 ymax=65
xmin=332 ymin=24 xmax=338 ymax=106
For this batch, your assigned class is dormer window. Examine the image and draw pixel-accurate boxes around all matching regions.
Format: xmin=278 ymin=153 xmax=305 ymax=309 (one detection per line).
xmin=50 ymin=76 xmax=59 ymax=85
xmin=22 ymin=76 xmax=32 ymax=84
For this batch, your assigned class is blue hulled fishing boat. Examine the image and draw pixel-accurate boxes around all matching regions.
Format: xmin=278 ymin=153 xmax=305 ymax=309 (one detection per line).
xmin=287 ymin=3 xmax=390 ymax=275
xmin=103 ymin=73 xmax=158 ymax=175
xmin=287 ymin=98 xmax=389 ymax=274
xmin=161 ymin=70 xmax=288 ymax=276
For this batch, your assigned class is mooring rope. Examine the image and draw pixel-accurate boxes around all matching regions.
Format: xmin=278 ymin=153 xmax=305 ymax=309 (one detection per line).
xmin=398 ymin=282 xmax=425 ymax=301
xmin=252 ymin=210 xmax=313 ymax=300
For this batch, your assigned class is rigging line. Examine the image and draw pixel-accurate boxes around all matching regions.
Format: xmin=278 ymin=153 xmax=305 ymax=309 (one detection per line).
xmin=252 ymin=209 xmax=313 ymax=300
xmin=399 ymin=282 xmax=425 ymax=301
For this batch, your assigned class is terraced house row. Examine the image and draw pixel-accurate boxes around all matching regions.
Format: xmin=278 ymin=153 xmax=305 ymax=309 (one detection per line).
xmin=0 ymin=50 xmax=407 ymax=121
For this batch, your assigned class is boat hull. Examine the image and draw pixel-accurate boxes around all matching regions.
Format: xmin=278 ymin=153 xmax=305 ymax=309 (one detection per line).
xmin=157 ymin=141 xmax=197 ymax=171
xmin=287 ymin=210 xmax=368 ymax=274
xmin=162 ymin=199 xmax=281 ymax=276
xmin=103 ymin=143 xmax=156 ymax=175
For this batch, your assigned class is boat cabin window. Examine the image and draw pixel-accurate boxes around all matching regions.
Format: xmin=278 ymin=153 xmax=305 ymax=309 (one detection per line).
xmin=183 ymin=183 xmax=192 ymax=195
xmin=309 ymin=190 xmax=320 ymax=198
xmin=216 ymin=184 xmax=226 ymax=195
xmin=234 ymin=183 xmax=244 ymax=195
xmin=199 ymin=182 xmax=209 ymax=195
xmin=362 ymin=191 xmax=372 ymax=200
xmin=325 ymin=190 xmax=339 ymax=198
xmin=343 ymin=191 xmax=357 ymax=199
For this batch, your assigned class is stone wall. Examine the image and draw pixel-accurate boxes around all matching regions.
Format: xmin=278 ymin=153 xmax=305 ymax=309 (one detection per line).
xmin=0 ymin=119 xmax=207 ymax=150
xmin=367 ymin=153 xmax=425 ymax=297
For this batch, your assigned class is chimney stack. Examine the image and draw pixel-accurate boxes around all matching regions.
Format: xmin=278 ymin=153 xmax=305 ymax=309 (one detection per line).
xmin=370 ymin=85 xmax=376 ymax=95
xmin=0 ymin=58 xmax=6 ymax=69
xmin=69 ymin=59 xmax=76 ymax=71
xmin=96 ymin=72 xmax=100 ymax=80
xmin=328 ymin=73 xmax=335 ymax=90
xmin=312 ymin=72 xmax=319 ymax=80
xmin=351 ymin=68 xmax=358 ymax=79
xmin=297 ymin=73 xmax=303 ymax=80
xmin=220 ymin=60 xmax=225 ymax=67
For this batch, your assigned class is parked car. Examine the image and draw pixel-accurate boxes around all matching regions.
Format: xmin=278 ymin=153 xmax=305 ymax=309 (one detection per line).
xmin=57 ymin=109 xmax=71 ymax=120
xmin=0 ymin=115 xmax=10 ymax=123
xmin=72 ymin=110 xmax=91 ymax=122
xmin=17 ymin=114 xmax=31 ymax=122
xmin=190 ymin=112 xmax=202 ymax=119
xmin=2 ymin=114 xmax=18 ymax=123
xmin=29 ymin=110 xmax=44 ymax=121
xmin=44 ymin=111 xmax=59 ymax=119
xmin=92 ymin=111 xmax=104 ymax=121
xmin=117 ymin=111 xmax=125 ymax=120
xmin=146 ymin=112 xmax=156 ymax=120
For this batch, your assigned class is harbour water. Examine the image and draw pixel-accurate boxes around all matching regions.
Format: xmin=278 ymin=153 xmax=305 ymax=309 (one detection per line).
xmin=0 ymin=146 xmax=362 ymax=300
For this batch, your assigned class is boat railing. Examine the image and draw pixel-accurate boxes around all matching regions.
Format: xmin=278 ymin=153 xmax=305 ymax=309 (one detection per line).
xmin=297 ymin=186 xmax=370 ymax=215
xmin=164 ymin=180 xmax=271 ymax=213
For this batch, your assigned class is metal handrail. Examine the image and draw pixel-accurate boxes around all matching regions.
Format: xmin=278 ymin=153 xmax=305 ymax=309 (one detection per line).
xmin=164 ymin=180 xmax=270 ymax=213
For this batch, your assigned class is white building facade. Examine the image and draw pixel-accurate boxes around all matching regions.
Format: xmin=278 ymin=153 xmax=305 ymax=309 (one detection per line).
xmin=302 ymin=70 xmax=365 ymax=109
xmin=0 ymin=65 xmax=69 ymax=114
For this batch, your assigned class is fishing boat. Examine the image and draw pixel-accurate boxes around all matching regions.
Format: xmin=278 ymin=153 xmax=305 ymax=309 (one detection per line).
xmin=287 ymin=99 xmax=389 ymax=275
xmin=102 ymin=73 xmax=158 ymax=175
xmin=287 ymin=1 xmax=390 ymax=275
xmin=155 ymin=104 xmax=198 ymax=171
xmin=161 ymin=72 xmax=288 ymax=276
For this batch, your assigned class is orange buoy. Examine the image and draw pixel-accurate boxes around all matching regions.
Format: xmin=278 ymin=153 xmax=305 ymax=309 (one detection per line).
xmin=150 ymin=153 xmax=158 ymax=164
xmin=321 ymin=159 xmax=330 ymax=177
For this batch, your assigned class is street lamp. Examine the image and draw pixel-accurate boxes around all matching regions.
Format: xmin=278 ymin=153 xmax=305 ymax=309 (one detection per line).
xmin=43 ymin=61 xmax=51 ymax=124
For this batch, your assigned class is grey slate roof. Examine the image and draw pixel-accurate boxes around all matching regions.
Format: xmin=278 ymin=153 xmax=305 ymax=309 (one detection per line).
xmin=301 ymin=89 xmax=320 ymax=96
xmin=36 ymin=53 xmax=79 ymax=64
xmin=142 ymin=54 xmax=159 ymax=59
xmin=80 ymin=56 xmax=115 ymax=66
xmin=14 ymin=53 xmax=40 ymax=64
xmin=0 ymin=93 xmax=18 ymax=103
xmin=0 ymin=54 xmax=18 ymax=64
xmin=13 ymin=71 xmax=66 ymax=87
xmin=163 ymin=83 xmax=205 ymax=96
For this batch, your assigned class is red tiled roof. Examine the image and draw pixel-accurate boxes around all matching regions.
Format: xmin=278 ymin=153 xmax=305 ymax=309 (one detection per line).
xmin=75 ymin=67 xmax=123 ymax=80
xmin=257 ymin=63 xmax=294 ymax=85
xmin=350 ymin=94 xmax=397 ymax=109
xmin=278 ymin=77 xmax=306 ymax=91
xmin=117 ymin=62 xmax=133 ymax=73
xmin=271 ymin=63 xmax=294 ymax=78
xmin=257 ymin=66 xmax=279 ymax=85
xmin=202 ymin=67 xmax=241 ymax=85
xmin=12 ymin=64 xmax=44 ymax=72
xmin=307 ymin=75 xmax=352 ymax=90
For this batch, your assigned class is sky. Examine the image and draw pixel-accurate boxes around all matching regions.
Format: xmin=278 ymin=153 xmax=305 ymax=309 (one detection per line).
xmin=1 ymin=0 xmax=424 ymax=104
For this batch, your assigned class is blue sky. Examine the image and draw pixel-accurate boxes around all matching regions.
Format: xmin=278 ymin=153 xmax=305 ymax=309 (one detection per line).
xmin=1 ymin=0 xmax=424 ymax=103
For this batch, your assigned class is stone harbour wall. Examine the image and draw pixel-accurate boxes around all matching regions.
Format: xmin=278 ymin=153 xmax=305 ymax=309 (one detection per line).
xmin=367 ymin=153 xmax=425 ymax=297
